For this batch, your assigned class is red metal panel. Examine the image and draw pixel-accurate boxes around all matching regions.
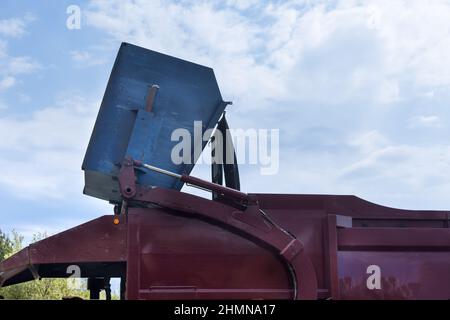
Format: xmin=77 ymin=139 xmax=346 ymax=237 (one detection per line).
xmin=255 ymin=194 xmax=448 ymax=221
xmin=337 ymin=228 xmax=450 ymax=251
xmin=125 ymin=208 xmax=292 ymax=300
xmin=255 ymin=207 xmax=328 ymax=291
xmin=0 ymin=215 xmax=127 ymax=286
xmin=28 ymin=215 xmax=128 ymax=264
xmin=338 ymin=251 xmax=450 ymax=299
xmin=323 ymin=215 xmax=339 ymax=299
xmin=336 ymin=227 xmax=450 ymax=299
xmin=124 ymin=185 xmax=319 ymax=300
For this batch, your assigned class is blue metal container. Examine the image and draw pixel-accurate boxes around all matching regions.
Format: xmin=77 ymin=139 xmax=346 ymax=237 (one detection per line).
xmin=82 ymin=43 xmax=227 ymax=202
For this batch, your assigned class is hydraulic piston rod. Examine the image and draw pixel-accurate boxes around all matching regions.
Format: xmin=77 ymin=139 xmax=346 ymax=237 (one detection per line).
xmin=133 ymin=160 xmax=250 ymax=203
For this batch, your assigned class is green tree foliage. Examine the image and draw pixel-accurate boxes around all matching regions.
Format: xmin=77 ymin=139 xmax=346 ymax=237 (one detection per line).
xmin=0 ymin=229 xmax=90 ymax=300
xmin=0 ymin=229 xmax=13 ymax=260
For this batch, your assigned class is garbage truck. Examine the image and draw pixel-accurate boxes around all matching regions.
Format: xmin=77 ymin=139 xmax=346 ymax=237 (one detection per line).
xmin=0 ymin=43 xmax=449 ymax=300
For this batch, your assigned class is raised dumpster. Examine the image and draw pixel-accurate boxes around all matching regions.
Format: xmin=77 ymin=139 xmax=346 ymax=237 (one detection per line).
xmin=82 ymin=42 xmax=228 ymax=202
xmin=1 ymin=43 xmax=449 ymax=300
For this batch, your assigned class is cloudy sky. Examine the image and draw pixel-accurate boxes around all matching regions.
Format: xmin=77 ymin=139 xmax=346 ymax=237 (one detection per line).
xmin=1 ymin=0 xmax=450 ymax=241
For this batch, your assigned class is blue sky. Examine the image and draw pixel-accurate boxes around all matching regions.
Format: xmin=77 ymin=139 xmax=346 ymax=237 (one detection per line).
xmin=1 ymin=0 xmax=450 ymax=242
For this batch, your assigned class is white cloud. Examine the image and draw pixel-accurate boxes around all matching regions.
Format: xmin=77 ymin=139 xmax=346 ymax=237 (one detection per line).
xmin=259 ymin=129 xmax=450 ymax=209
xmin=421 ymin=90 xmax=435 ymax=98
xmin=6 ymin=56 xmax=40 ymax=74
xmin=0 ymin=15 xmax=39 ymax=93
xmin=70 ymin=50 xmax=105 ymax=67
xmin=0 ymin=96 xmax=99 ymax=200
xmin=349 ymin=130 xmax=389 ymax=153
xmin=226 ymin=0 xmax=259 ymax=11
xmin=85 ymin=1 xmax=284 ymax=105
xmin=0 ymin=101 xmax=7 ymax=110
xmin=70 ymin=50 xmax=91 ymax=62
xmin=0 ymin=40 xmax=7 ymax=58
xmin=378 ymin=79 xmax=400 ymax=104
xmin=408 ymin=115 xmax=442 ymax=128
xmin=0 ymin=18 xmax=27 ymax=37
xmin=341 ymin=134 xmax=450 ymax=194
xmin=0 ymin=14 xmax=34 ymax=38
xmin=18 ymin=93 xmax=31 ymax=103
xmin=0 ymin=76 xmax=16 ymax=91
xmin=374 ymin=1 xmax=450 ymax=88
xmin=84 ymin=0 xmax=450 ymax=108
xmin=0 ymin=37 xmax=40 ymax=92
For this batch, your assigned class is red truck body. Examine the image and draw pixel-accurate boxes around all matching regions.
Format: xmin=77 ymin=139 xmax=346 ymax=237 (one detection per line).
xmin=1 ymin=191 xmax=449 ymax=300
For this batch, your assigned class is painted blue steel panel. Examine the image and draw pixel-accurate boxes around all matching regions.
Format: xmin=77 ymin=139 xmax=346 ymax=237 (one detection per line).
xmin=82 ymin=43 xmax=227 ymax=202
